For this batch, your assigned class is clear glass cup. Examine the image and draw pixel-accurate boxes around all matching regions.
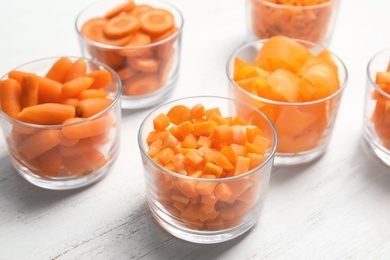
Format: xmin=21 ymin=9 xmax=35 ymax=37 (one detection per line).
xmin=226 ymin=39 xmax=348 ymax=166
xmin=138 ymin=96 xmax=277 ymax=243
xmin=246 ymin=0 xmax=340 ymax=47
xmin=0 ymin=57 xmax=122 ymax=190
xmin=75 ymin=0 xmax=183 ymax=109
xmin=363 ymin=48 xmax=390 ymax=167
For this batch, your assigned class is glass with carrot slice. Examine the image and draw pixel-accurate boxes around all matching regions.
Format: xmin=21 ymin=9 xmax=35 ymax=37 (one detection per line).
xmin=246 ymin=0 xmax=340 ymax=47
xmin=227 ymin=36 xmax=348 ymax=166
xmin=363 ymin=48 xmax=390 ymax=167
xmin=75 ymin=0 xmax=183 ymax=109
xmin=0 ymin=57 xmax=122 ymax=190
xmin=138 ymin=96 xmax=277 ymax=243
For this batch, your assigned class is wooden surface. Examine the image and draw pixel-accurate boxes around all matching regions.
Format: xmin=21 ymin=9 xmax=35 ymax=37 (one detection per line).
xmin=1 ymin=0 xmax=390 ymax=259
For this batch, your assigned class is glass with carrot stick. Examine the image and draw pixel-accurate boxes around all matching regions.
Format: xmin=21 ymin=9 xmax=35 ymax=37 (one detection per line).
xmin=138 ymin=96 xmax=277 ymax=243
xmin=75 ymin=0 xmax=183 ymax=109
xmin=0 ymin=56 xmax=122 ymax=190
xmin=227 ymin=36 xmax=348 ymax=166
xmin=363 ymin=48 xmax=390 ymax=167
xmin=246 ymin=0 xmax=340 ymax=47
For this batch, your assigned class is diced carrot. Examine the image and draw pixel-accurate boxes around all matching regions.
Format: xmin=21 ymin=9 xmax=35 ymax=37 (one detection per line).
xmin=192 ymin=121 xmax=218 ymax=137
xmin=209 ymin=124 xmax=233 ymax=149
xmin=203 ymin=162 xmax=223 ymax=178
xmin=234 ymin=156 xmax=251 ymax=175
xmin=45 ymin=57 xmax=73 ymax=83
xmin=153 ymin=113 xmax=170 ymax=131
xmin=183 ymin=149 xmax=203 ymax=168
xmin=167 ymin=105 xmax=191 ymax=125
xmin=214 ymin=183 xmax=233 ymax=202
xmin=182 ymin=133 xmax=198 ymax=148
xmin=0 ymin=78 xmax=22 ymax=118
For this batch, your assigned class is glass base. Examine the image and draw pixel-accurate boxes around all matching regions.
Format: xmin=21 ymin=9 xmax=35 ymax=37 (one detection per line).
xmin=274 ymin=146 xmax=327 ymax=166
xmin=147 ymin=199 xmax=256 ymax=244
xmin=121 ymin=78 xmax=178 ymax=110
xmin=363 ymin=128 xmax=390 ymax=167
xmin=11 ymin=156 xmax=116 ymax=190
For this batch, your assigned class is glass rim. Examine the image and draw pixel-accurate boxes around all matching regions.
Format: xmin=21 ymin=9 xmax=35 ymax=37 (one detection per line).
xmin=75 ymin=0 xmax=184 ymax=50
xmin=0 ymin=56 xmax=122 ymax=128
xmin=137 ymin=95 xmax=278 ymax=183
xmin=226 ymin=38 xmax=349 ymax=106
xmin=253 ymin=0 xmax=339 ymax=10
xmin=367 ymin=48 xmax=390 ymax=99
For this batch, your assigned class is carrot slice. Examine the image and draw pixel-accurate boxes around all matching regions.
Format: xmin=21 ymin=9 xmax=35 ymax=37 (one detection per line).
xmin=103 ymin=14 xmax=140 ymax=39
xmin=123 ymin=74 xmax=161 ymax=96
xmin=80 ymin=17 xmax=108 ymax=42
xmin=21 ymin=74 xmax=39 ymax=108
xmin=45 ymin=57 xmax=73 ymax=83
xmin=129 ymin=57 xmax=159 ymax=73
xmin=129 ymin=4 xmax=154 ymax=16
xmin=97 ymin=31 xmax=133 ymax=46
xmin=116 ymin=66 xmax=137 ymax=80
xmin=139 ymin=9 xmax=175 ymax=37
xmin=104 ymin=0 xmax=136 ymax=19
xmin=118 ymin=32 xmax=152 ymax=57
xmin=0 ymin=78 xmax=22 ymax=118
xmin=17 ymin=103 xmax=76 ymax=125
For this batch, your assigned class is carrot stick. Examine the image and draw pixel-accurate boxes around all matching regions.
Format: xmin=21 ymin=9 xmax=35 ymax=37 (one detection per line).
xmin=45 ymin=57 xmax=73 ymax=83
xmin=78 ymin=89 xmax=109 ymax=100
xmin=18 ymin=129 xmax=63 ymax=160
xmin=0 ymin=78 xmax=22 ymax=118
xmin=75 ymin=98 xmax=112 ymax=118
xmin=86 ymin=69 xmax=112 ymax=89
xmin=17 ymin=103 xmax=76 ymax=125
xmin=62 ymin=114 xmax=115 ymax=139
xmin=62 ymin=76 xmax=94 ymax=98
xmin=21 ymin=74 xmax=39 ymax=108
xmin=64 ymin=58 xmax=87 ymax=82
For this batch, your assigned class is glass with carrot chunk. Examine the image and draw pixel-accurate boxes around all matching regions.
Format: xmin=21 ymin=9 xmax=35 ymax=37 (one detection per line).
xmin=0 ymin=57 xmax=122 ymax=190
xmin=363 ymin=48 xmax=390 ymax=167
xmin=227 ymin=36 xmax=348 ymax=166
xmin=138 ymin=96 xmax=277 ymax=243
xmin=246 ymin=0 xmax=340 ymax=47
xmin=75 ymin=0 xmax=183 ymax=109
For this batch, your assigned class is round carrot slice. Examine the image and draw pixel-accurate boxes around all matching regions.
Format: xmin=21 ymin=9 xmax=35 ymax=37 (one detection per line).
xmin=123 ymin=74 xmax=161 ymax=96
xmin=81 ymin=17 xmax=107 ymax=41
xmin=97 ymin=30 xmax=133 ymax=46
xmin=129 ymin=58 xmax=159 ymax=73
xmin=139 ymin=9 xmax=175 ymax=37
xmin=117 ymin=32 xmax=152 ymax=57
xmin=129 ymin=4 xmax=154 ymax=16
xmin=103 ymin=15 xmax=140 ymax=39
xmin=104 ymin=0 xmax=136 ymax=19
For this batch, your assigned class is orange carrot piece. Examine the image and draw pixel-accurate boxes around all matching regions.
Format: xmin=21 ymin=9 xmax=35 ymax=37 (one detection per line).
xmin=209 ymin=124 xmax=233 ymax=148
xmin=86 ymin=69 xmax=112 ymax=89
xmin=21 ymin=74 xmax=39 ymax=108
xmin=79 ymin=89 xmax=109 ymax=100
xmin=62 ymin=114 xmax=114 ymax=139
xmin=177 ymin=121 xmax=194 ymax=138
xmin=166 ymin=105 xmax=191 ymax=125
xmin=139 ymin=9 xmax=174 ymax=37
xmin=58 ymin=138 xmax=95 ymax=157
xmin=129 ymin=57 xmax=160 ymax=73
xmin=104 ymin=0 xmax=136 ymax=19
xmin=62 ymin=76 xmax=94 ymax=98
xmin=38 ymin=148 xmax=63 ymax=177
xmin=153 ymin=113 xmax=171 ymax=131
xmin=192 ymin=121 xmax=218 ymax=137
xmin=183 ymin=149 xmax=203 ymax=168
xmin=234 ymin=156 xmax=251 ymax=175
xmin=123 ymin=74 xmax=160 ymax=96
xmin=104 ymin=14 xmax=140 ymax=39
xmin=45 ymin=57 xmax=73 ymax=83
xmin=0 ymin=78 xmax=22 ymax=118
xmin=81 ymin=17 xmax=108 ymax=42
xmin=176 ymin=179 xmax=199 ymax=198
xmin=60 ymin=98 xmax=79 ymax=107
xmin=203 ymin=162 xmax=223 ymax=178
xmin=116 ymin=66 xmax=137 ymax=81
xmin=196 ymin=182 xmax=218 ymax=196
xmin=64 ymin=58 xmax=87 ymax=82
xmin=190 ymin=103 xmax=206 ymax=121
xmin=118 ymin=32 xmax=152 ymax=57
xmin=18 ymin=129 xmax=62 ymax=160
xmin=75 ymin=98 xmax=112 ymax=118
xmin=214 ymin=183 xmax=233 ymax=202
xmin=129 ymin=4 xmax=154 ymax=16
xmin=17 ymin=103 xmax=76 ymax=125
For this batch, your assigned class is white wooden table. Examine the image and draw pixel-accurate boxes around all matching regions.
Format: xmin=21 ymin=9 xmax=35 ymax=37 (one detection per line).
xmin=1 ymin=0 xmax=390 ymax=259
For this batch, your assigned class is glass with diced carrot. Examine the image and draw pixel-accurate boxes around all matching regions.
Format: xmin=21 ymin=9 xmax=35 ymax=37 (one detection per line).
xmin=138 ymin=96 xmax=277 ymax=243
xmin=0 ymin=57 xmax=122 ymax=190
xmin=227 ymin=36 xmax=348 ymax=166
xmin=75 ymin=0 xmax=183 ymax=109
xmin=246 ymin=0 xmax=340 ymax=47
xmin=363 ymin=48 xmax=390 ymax=167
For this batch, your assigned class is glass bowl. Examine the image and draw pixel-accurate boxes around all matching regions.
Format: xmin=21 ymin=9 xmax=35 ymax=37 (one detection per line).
xmin=137 ymin=96 xmax=277 ymax=243
xmin=246 ymin=0 xmax=340 ymax=47
xmin=75 ymin=0 xmax=183 ymax=109
xmin=363 ymin=48 xmax=390 ymax=167
xmin=226 ymin=38 xmax=348 ymax=166
xmin=0 ymin=56 xmax=121 ymax=190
